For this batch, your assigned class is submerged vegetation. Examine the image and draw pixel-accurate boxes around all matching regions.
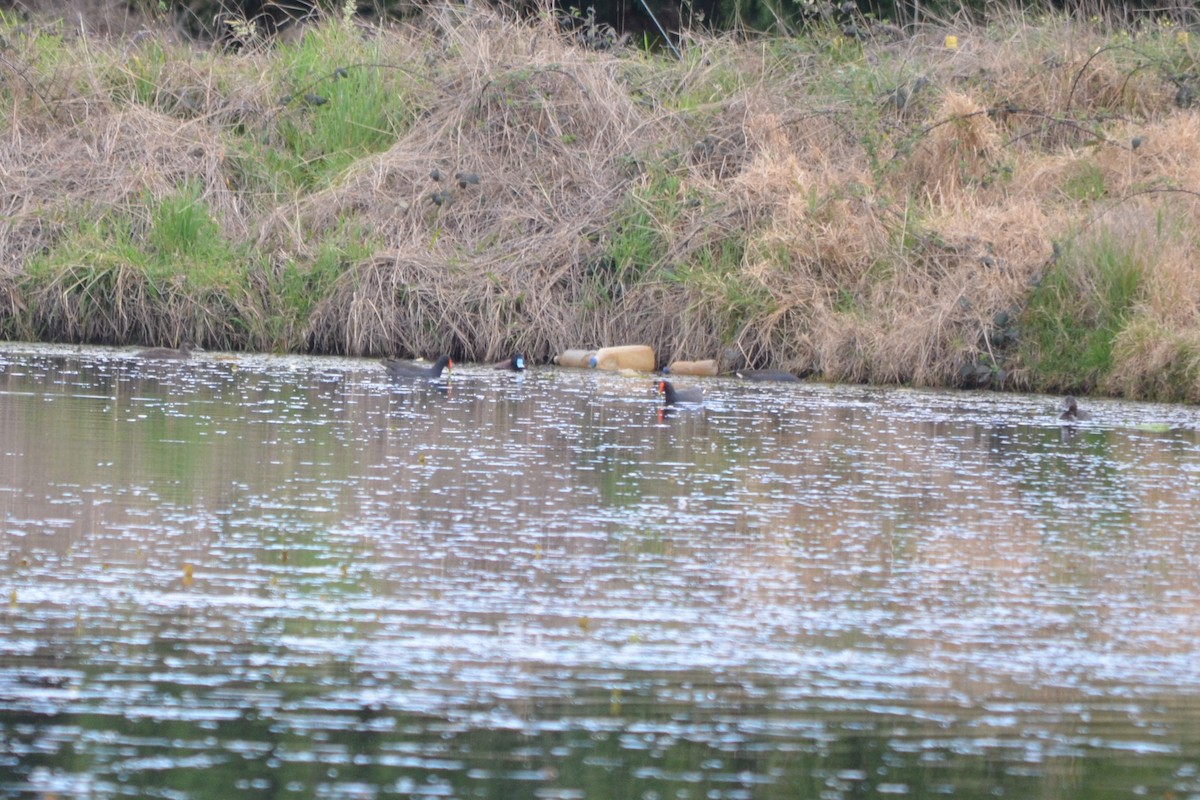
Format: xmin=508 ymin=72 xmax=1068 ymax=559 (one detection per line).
xmin=2 ymin=4 xmax=1200 ymax=401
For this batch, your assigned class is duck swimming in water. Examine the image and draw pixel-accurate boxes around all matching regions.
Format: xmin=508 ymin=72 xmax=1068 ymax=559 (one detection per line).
xmin=735 ymin=369 xmax=799 ymax=382
xmin=1059 ymin=395 xmax=1090 ymax=421
xmin=382 ymin=355 xmax=453 ymax=379
xmin=658 ymin=380 xmax=704 ymax=406
xmin=137 ymin=343 xmax=194 ymax=360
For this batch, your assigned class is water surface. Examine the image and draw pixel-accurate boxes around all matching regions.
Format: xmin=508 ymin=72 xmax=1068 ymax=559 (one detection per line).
xmin=3 ymin=344 xmax=1200 ymax=800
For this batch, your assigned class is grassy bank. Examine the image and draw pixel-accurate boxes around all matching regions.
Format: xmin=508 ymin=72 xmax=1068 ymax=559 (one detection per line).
xmin=2 ymin=5 xmax=1199 ymax=401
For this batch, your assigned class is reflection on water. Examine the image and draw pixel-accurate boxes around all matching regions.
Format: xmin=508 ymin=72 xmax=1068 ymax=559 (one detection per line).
xmin=3 ymin=343 xmax=1200 ymax=800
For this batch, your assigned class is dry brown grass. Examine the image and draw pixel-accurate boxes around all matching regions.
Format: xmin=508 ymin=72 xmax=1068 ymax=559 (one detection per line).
xmin=283 ymin=10 xmax=663 ymax=359
xmin=2 ymin=5 xmax=1200 ymax=398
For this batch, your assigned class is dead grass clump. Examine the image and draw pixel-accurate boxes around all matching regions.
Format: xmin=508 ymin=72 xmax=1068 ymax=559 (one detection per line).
xmin=1055 ymin=50 xmax=1164 ymax=117
xmin=925 ymin=198 xmax=1051 ymax=276
xmin=0 ymin=65 xmax=240 ymax=272
xmin=1101 ymin=214 xmax=1200 ymax=401
xmin=809 ymin=313 xmax=875 ymax=384
xmin=0 ymin=24 xmax=257 ymax=346
xmin=276 ymin=10 xmax=672 ymax=358
xmin=742 ymin=186 xmax=1053 ymax=387
xmin=773 ymin=191 xmax=886 ymax=286
xmin=965 ymin=16 xmax=1176 ymax=150
xmin=717 ymin=139 xmax=885 ymax=374
xmin=805 ymin=241 xmax=980 ymax=386
xmin=1107 ymin=319 xmax=1200 ymax=403
xmin=1134 ymin=226 xmax=1200 ymax=330
xmin=1092 ymin=115 xmax=1200 ymax=196
xmin=728 ymin=105 xmax=861 ymax=208
xmin=21 ymin=260 xmax=259 ymax=348
xmin=304 ymin=229 xmax=592 ymax=360
xmin=895 ymin=91 xmax=1001 ymax=203
xmin=307 ymin=254 xmax=463 ymax=358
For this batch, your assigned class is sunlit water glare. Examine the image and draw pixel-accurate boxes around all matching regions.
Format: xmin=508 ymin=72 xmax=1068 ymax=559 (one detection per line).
xmin=3 ymin=343 xmax=1200 ymax=800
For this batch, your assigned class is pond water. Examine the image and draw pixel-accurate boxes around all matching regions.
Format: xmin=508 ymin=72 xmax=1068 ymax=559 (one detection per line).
xmin=3 ymin=343 xmax=1200 ymax=800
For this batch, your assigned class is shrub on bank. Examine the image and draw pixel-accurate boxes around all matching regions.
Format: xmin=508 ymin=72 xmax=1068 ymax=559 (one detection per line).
xmin=1 ymin=5 xmax=1199 ymax=401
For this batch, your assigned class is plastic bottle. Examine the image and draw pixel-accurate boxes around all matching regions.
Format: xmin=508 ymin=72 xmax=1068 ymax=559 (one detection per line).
xmin=664 ymin=359 xmax=719 ymax=377
xmin=588 ymin=345 xmax=655 ymax=372
xmin=555 ymin=349 xmax=597 ymax=368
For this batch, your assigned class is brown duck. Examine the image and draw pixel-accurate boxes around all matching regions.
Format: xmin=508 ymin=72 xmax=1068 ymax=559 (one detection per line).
xmin=137 ymin=343 xmax=194 ymax=360
xmin=1059 ymin=396 xmax=1090 ymax=421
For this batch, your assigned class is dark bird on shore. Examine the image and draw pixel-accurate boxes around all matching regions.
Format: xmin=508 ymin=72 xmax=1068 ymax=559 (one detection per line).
xmin=658 ymin=380 xmax=703 ymax=406
xmin=430 ymin=167 xmax=442 ymax=181
xmin=456 ymin=171 xmax=480 ymax=188
xmin=736 ymin=369 xmax=800 ymax=382
xmin=493 ymin=354 xmax=526 ymax=371
xmin=1059 ymin=395 xmax=1090 ymax=421
xmin=137 ymin=343 xmax=194 ymax=360
xmin=382 ymin=355 xmax=453 ymax=379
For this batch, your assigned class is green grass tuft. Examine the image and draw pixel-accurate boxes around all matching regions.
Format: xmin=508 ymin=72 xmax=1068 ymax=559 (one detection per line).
xmin=588 ymin=163 xmax=686 ymax=303
xmin=1020 ymin=231 xmax=1144 ymax=392
xmin=254 ymin=25 xmax=422 ymax=192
